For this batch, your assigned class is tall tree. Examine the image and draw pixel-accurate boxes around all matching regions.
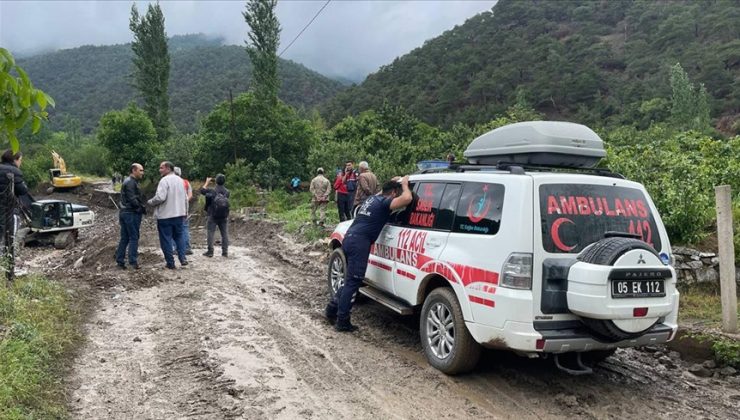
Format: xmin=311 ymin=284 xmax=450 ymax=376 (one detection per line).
xmin=670 ymin=62 xmax=711 ymax=132
xmin=129 ymin=2 xmax=171 ymax=141
xmin=243 ymin=0 xmax=281 ymax=106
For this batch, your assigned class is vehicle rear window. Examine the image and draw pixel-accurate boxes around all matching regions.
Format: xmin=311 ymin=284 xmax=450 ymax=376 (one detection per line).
xmin=452 ymin=182 xmax=505 ymax=235
xmin=539 ymin=184 xmax=662 ymax=253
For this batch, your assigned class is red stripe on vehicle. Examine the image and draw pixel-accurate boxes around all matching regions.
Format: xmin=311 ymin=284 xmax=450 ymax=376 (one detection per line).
xmin=469 ymin=295 xmax=495 ymax=307
xmin=369 ymin=260 xmax=392 ymax=271
xmin=330 ymin=232 xmax=343 ymax=242
xmin=396 ymin=269 xmax=416 ymax=280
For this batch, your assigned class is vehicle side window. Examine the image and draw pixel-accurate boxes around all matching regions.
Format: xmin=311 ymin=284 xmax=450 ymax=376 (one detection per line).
xmin=406 ymin=182 xmax=445 ymax=229
xmin=389 ymin=182 xmax=417 ymax=225
xmin=452 ymin=182 xmax=505 ymax=235
xmin=434 ymin=183 xmax=461 ymax=231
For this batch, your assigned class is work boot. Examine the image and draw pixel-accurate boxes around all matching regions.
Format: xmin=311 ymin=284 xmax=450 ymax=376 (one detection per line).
xmin=116 ymin=263 xmax=126 ymax=270
xmin=324 ymin=304 xmax=337 ymax=324
xmin=221 ymin=251 xmax=228 ymax=257
xmin=203 ymin=250 xmax=213 ymax=257
xmin=185 ymin=249 xmax=194 ymax=256
xmin=335 ymin=318 xmax=358 ymax=333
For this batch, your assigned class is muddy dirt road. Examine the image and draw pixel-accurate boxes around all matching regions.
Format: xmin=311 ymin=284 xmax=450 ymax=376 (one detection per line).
xmin=21 ymin=192 xmax=740 ymax=419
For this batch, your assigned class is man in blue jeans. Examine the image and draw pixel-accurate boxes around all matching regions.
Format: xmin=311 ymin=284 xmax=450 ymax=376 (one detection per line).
xmin=115 ymin=163 xmax=145 ymax=269
xmin=325 ymin=176 xmax=412 ymax=332
xmin=147 ymin=161 xmax=189 ymax=269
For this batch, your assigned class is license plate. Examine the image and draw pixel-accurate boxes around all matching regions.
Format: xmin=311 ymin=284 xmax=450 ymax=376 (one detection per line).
xmin=611 ymin=279 xmax=665 ymax=298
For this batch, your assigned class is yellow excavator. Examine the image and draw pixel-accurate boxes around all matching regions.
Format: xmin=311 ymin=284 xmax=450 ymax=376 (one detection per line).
xmin=50 ymin=151 xmax=82 ymax=190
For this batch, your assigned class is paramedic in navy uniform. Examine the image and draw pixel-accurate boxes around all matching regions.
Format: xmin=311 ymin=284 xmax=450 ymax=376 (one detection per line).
xmin=326 ymin=176 xmax=413 ymax=332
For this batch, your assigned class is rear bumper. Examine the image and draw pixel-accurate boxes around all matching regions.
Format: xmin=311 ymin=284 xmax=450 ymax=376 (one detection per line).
xmin=466 ymin=320 xmax=676 ymax=353
xmin=538 ymin=323 xmax=674 ymax=353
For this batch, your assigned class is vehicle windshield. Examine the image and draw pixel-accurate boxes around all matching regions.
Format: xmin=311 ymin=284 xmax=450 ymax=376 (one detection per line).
xmin=539 ymin=184 xmax=662 ymax=253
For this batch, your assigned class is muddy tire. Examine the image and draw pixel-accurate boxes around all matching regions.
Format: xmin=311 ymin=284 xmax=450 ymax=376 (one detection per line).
xmin=578 ymin=237 xmax=660 ymax=342
xmin=581 ymin=349 xmax=617 ymax=366
xmin=327 ymin=248 xmax=347 ymax=300
xmin=54 ymin=230 xmax=76 ymax=249
xmin=420 ymin=287 xmax=481 ymax=375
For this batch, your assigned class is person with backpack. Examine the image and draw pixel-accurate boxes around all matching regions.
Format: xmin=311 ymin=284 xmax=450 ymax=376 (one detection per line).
xmin=200 ymin=173 xmax=230 ymax=257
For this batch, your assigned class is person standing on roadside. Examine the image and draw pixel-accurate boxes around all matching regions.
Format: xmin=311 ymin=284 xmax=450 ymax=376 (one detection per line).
xmin=334 ymin=169 xmax=350 ymax=222
xmin=309 ymin=167 xmax=330 ymax=226
xmin=334 ymin=160 xmax=357 ymax=222
xmin=0 ymin=150 xmax=30 ymax=268
xmin=325 ymin=176 xmax=413 ymax=332
xmin=352 ymin=161 xmax=378 ymax=213
xmin=343 ymin=160 xmax=358 ymax=218
xmin=174 ymin=167 xmax=194 ymax=255
xmin=147 ymin=161 xmax=188 ymax=269
xmin=200 ymin=174 xmax=230 ymax=257
xmin=115 ymin=163 xmax=145 ymax=269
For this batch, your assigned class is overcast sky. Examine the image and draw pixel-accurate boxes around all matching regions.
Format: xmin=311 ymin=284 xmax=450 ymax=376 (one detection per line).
xmin=0 ymin=0 xmax=496 ymax=81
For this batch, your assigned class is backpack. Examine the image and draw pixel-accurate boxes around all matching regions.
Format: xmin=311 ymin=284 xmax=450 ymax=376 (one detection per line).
xmin=212 ymin=191 xmax=230 ymax=219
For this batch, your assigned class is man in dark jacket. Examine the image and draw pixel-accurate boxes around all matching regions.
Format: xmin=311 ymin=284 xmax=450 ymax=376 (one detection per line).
xmin=115 ymin=163 xmax=145 ymax=269
xmin=0 ymin=150 xmax=29 ymax=263
xmin=0 ymin=149 xmax=29 ymax=198
xmin=200 ymin=174 xmax=230 ymax=257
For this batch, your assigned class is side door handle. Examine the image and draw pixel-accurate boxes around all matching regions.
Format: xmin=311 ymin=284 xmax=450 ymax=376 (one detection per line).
xmin=427 ymin=238 xmax=443 ymax=248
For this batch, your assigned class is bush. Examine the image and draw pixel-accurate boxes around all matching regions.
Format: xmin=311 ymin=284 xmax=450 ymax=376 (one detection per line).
xmin=605 ymin=125 xmax=740 ymax=245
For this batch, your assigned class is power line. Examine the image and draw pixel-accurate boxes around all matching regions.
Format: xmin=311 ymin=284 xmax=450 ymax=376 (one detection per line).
xmin=279 ymin=0 xmax=331 ymax=57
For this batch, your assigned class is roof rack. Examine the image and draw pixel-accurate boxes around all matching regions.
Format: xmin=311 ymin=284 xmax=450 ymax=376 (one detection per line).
xmin=418 ymin=161 xmax=624 ymax=179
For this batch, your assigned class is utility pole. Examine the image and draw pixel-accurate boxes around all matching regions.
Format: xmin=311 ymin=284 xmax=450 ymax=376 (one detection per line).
xmin=715 ymin=185 xmax=737 ymax=333
xmin=229 ymin=88 xmax=238 ymax=162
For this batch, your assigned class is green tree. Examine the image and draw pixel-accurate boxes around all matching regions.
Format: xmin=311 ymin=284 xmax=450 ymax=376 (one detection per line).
xmin=669 ymin=63 xmax=711 ymax=132
xmin=196 ymin=93 xmax=316 ymax=188
xmin=0 ymin=48 xmax=54 ymax=152
xmin=243 ymin=0 xmax=281 ymax=106
xmin=97 ymin=103 xmax=159 ymax=175
xmin=130 ymin=2 xmax=172 ymax=141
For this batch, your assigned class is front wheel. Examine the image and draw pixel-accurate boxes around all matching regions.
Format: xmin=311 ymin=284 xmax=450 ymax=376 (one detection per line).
xmin=420 ymin=287 xmax=481 ymax=375
xmin=327 ymin=248 xmax=346 ymax=300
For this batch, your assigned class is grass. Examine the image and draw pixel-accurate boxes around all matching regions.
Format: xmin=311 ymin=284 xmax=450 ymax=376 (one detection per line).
xmin=0 ymin=275 xmax=80 ymax=419
xmin=265 ymin=190 xmax=341 ymax=242
xmin=678 ymin=283 xmax=740 ymax=327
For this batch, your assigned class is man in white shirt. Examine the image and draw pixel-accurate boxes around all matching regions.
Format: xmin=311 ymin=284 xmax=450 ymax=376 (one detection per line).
xmin=147 ymin=161 xmax=189 ymax=269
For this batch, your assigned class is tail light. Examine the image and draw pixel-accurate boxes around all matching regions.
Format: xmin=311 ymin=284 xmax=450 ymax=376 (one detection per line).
xmin=501 ymin=253 xmax=533 ymax=290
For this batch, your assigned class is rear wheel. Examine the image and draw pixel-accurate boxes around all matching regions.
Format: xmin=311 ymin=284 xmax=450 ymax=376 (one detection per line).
xmin=420 ymin=288 xmax=481 ymax=375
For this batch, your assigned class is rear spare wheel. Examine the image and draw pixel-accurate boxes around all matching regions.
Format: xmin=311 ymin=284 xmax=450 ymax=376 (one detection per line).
xmin=575 ymin=237 xmax=661 ymax=342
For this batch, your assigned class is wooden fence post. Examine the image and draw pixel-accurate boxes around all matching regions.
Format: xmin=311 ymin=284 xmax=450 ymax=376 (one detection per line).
xmin=715 ymin=185 xmax=737 ymax=333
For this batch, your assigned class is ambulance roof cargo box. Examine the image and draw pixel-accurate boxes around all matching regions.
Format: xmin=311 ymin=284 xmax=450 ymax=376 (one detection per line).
xmin=463 ymin=121 xmax=606 ymax=168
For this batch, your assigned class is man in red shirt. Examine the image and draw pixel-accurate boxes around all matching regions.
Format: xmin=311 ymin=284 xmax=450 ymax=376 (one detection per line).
xmin=334 ymin=169 xmax=350 ymax=222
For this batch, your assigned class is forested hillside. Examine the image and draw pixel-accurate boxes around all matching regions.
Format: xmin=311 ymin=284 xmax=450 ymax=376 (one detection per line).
xmin=322 ymin=0 xmax=740 ymax=132
xmin=17 ymin=34 xmax=345 ymax=133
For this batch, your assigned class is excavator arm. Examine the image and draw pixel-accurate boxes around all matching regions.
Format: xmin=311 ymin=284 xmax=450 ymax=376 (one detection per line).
xmin=51 ymin=151 xmax=67 ymax=175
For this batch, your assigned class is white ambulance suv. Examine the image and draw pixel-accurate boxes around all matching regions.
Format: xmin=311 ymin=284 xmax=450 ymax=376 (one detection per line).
xmin=326 ymin=121 xmax=679 ymax=375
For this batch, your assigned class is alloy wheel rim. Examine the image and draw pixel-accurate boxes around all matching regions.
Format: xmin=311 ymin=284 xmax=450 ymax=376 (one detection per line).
xmin=330 ymin=256 xmax=345 ymax=294
xmin=426 ymin=302 xmax=455 ymax=359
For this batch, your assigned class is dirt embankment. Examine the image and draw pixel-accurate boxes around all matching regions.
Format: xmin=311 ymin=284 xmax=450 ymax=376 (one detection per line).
xmin=20 ymin=189 xmax=740 ymax=419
